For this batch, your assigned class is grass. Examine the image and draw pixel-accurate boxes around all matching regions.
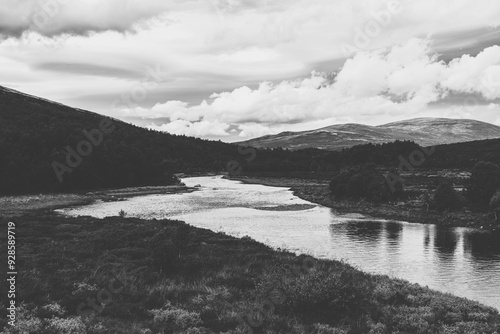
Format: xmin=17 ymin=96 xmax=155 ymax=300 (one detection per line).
xmin=1 ymin=214 xmax=499 ymax=334
xmin=0 ymin=184 xmax=195 ymax=219
xmin=0 ymin=194 xmax=92 ymax=218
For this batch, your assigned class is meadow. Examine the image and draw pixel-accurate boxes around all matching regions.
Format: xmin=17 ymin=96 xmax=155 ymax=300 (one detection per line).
xmin=1 ymin=211 xmax=499 ymax=334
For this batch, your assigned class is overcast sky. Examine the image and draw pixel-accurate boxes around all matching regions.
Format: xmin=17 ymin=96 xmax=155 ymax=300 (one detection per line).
xmin=1 ymin=0 xmax=500 ymax=141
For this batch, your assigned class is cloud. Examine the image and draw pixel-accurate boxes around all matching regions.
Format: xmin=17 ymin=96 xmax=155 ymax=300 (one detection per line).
xmin=2 ymin=0 xmax=500 ymax=141
xmin=148 ymin=119 xmax=230 ymax=138
xmin=238 ymin=123 xmax=278 ymax=138
xmin=0 ymin=0 xmax=173 ymax=38
xmin=441 ymin=46 xmax=500 ymax=99
xmin=33 ymin=61 xmax=144 ymax=79
xmin=122 ymin=39 xmax=500 ymax=138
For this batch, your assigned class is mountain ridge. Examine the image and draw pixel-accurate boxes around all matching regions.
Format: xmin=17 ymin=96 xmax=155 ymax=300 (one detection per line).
xmin=236 ymin=117 xmax=500 ymax=150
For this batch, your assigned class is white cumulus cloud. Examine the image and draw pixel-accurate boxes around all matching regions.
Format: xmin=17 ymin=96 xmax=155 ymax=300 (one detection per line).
xmin=124 ymin=39 xmax=500 ymax=139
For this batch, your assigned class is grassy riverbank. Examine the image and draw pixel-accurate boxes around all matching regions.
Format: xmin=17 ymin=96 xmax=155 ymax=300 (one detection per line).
xmin=230 ymin=176 xmax=499 ymax=231
xmin=0 ymin=185 xmax=196 ymax=219
xmin=1 ymin=206 xmax=500 ymax=333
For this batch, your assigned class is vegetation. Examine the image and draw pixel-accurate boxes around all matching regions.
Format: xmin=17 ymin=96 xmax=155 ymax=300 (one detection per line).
xmin=328 ymin=165 xmax=402 ymax=202
xmin=1 ymin=216 xmax=499 ymax=334
xmin=490 ymin=190 xmax=500 ymax=220
xmin=466 ymin=161 xmax=500 ymax=208
xmin=0 ymin=86 xmax=424 ymax=196
xmin=246 ymin=141 xmax=423 ymax=175
xmin=0 ymin=87 xmax=246 ymax=194
xmin=433 ymin=182 xmax=463 ymax=211
xmin=423 ymin=138 xmax=500 ymax=169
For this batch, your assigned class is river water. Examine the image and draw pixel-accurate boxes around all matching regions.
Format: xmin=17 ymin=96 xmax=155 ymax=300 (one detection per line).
xmin=57 ymin=176 xmax=500 ymax=310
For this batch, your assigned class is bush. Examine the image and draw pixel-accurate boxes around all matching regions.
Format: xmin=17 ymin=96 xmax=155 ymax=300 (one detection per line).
xmin=466 ymin=161 xmax=500 ymax=208
xmin=489 ymin=190 xmax=500 ymax=222
xmin=329 ymin=165 xmax=401 ymax=202
xmin=149 ymin=304 xmax=202 ymax=332
xmin=433 ymin=182 xmax=462 ymax=211
xmin=257 ymin=262 xmax=374 ymax=327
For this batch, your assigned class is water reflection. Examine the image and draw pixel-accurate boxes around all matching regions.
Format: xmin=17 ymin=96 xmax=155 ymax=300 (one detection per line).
xmin=327 ymin=220 xmax=500 ymax=309
xmin=434 ymin=228 xmax=458 ymax=258
xmin=465 ymin=230 xmax=500 ymax=261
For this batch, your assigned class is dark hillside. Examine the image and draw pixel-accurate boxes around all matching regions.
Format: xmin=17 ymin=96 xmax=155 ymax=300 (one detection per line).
xmin=0 ymin=86 xmax=239 ymax=194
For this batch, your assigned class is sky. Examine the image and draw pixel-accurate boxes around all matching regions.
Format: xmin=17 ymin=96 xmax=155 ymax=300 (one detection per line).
xmin=1 ymin=0 xmax=500 ymax=142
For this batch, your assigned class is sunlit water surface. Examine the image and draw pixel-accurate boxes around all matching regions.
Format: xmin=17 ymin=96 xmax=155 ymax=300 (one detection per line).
xmin=58 ymin=176 xmax=500 ymax=310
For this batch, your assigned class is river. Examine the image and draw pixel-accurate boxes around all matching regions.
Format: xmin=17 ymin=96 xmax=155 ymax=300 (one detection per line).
xmin=57 ymin=176 xmax=500 ymax=310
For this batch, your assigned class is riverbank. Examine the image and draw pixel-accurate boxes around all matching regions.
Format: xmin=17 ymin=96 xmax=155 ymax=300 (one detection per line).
xmin=0 ymin=184 xmax=197 ymax=218
xmin=1 ymin=214 xmax=499 ymax=333
xmin=230 ymin=176 xmax=499 ymax=231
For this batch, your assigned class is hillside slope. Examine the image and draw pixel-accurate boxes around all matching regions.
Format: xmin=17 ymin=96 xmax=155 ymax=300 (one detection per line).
xmin=237 ymin=118 xmax=500 ymax=150
xmin=0 ymin=85 xmax=239 ymax=194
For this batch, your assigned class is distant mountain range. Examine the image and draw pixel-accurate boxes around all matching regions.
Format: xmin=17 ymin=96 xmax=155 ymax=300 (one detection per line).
xmin=236 ymin=118 xmax=500 ymax=150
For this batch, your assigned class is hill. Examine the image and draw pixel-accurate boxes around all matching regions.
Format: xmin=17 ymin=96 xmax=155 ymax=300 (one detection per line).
xmin=423 ymin=137 xmax=500 ymax=168
xmin=237 ymin=118 xmax=500 ymax=150
xmin=0 ymin=85 xmax=240 ymax=194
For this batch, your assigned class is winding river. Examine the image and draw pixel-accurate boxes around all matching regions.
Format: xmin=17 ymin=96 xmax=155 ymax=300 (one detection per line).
xmin=57 ymin=176 xmax=500 ymax=310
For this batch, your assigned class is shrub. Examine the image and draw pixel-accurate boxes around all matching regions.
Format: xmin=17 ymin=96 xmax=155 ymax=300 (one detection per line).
xmin=149 ymin=304 xmax=202 ymax=332
xmin=466 ymin=161 xmax=500 ymax=208
xmin=329 ymin=171 xmax=350 ymax=195
xmin=38 ymin=303 xmax=66 ymax=319
xmin=329 ymin=165 xmax=401 ymax=202
xmin=433 ymin=182 xmax=462 ymax=211
xmin=257 ymin=262 xmax=374 ymax=326
xmin=313 ymin=323 xmax=348 ymax=334
xmin=47 ymin=317 xmax=87 ymax=334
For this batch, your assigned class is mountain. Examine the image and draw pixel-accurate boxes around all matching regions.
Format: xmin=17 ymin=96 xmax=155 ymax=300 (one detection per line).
xmin=237 ymin=118 xmax=500 ymax=150
xmin=0 ymin=85 xmax=240 ymax=194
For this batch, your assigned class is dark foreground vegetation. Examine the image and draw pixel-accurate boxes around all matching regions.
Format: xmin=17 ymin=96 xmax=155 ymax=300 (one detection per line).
xmin=1 ymin=215 xmax=499 ymax=334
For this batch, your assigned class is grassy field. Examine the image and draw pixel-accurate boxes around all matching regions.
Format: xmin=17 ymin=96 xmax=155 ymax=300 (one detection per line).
xmin=1 ymin=210 xmax=499 ymax=333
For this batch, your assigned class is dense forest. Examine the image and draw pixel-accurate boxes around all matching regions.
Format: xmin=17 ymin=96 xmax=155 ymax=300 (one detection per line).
xmin=244 ymin=140 xmax=422 ymax=175
xmin=422 ymin=138 xmax=500 ymax=168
